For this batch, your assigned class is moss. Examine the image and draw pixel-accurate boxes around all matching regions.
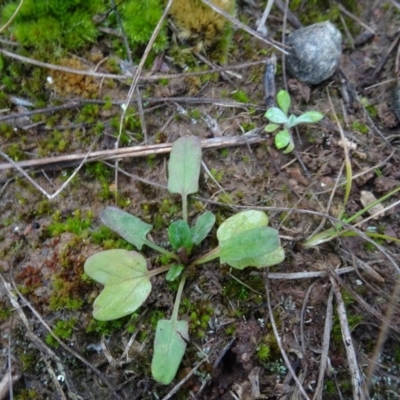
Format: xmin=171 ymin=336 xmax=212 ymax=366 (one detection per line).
xmin=120 ymin=0 xmax=168 ymax=60
xmin=45 ymin=318 xmax=77 ymax=348
xmin=1 ymin=0 xmax=105 ymax=54
xmin=256 ymin=343 xmax=271 ymax=361
xmin=15 ymin=389 xmax=42 ymax=400
xmin=351 ymin=121 xmax=369 ymax=134
xmin=231 ymin=90 xmax=250 ymax=103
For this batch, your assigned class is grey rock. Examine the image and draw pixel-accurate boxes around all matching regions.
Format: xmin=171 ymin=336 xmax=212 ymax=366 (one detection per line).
xmin=286 ymin=21 xmax=342 ymax=85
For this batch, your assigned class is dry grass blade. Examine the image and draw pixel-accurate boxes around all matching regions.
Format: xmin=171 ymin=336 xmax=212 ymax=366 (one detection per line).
xmin=265 ymin=273 xmax=311 ymax=400
xmin=329 ymin=272 xmax=368 ymax=400
xmin=312 ymin=287 xmax=334 ymax=400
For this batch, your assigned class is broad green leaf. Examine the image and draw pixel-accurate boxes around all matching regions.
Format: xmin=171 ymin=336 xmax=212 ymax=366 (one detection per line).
xmin=265 ymin=123 xmax=280 ymax=133
xmin=292 ymin=111 xmax=324 ymax=126
xmin=84 ymin=249 xmax=152 ymax=321
xmin=227 ymin=245 xmax=285 ymax=270
xmin=167 ymin=136 xmax=202 ymax=197
xmin=283 ymin=137 xmax=295 ymax=154
xmin=286 ymin=114 xmax=297 ymax=128
xmin=191 ymin=211 xmax=216 ymax=245
xmin=265 ymin=107 xmax=289 ymax=124
xmin=100 ymin=206 xmax=152 ymax=250
xmin=275 ymin=130 xmax=291 ymax=149
xmin=217 ymin=209 xmax=269 ymax=240
xmin=168 ymin=220 xmax=193 ymax=252
xmin=219 ymin=226 xmax=280 ymax=265
xmin=166 ymin=264 xmax=184 ymax=282
xmin=277 ymin=89 xmax=290 ymax=115
xmin=151 ymin=319 xmax=189 ymax=384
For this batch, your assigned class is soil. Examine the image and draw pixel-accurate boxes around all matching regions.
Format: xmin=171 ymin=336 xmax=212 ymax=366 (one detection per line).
xmin=1 ymin=1 xmax=400 ymax=400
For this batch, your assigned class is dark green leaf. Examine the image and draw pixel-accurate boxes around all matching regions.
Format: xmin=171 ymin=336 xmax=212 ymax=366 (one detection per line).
xmin=168 ymin=220 xmax=193 ymax=252
xmin=166 ymin=264 xmax=184 ymax=282
xmin=191 ymin=211 xmax=216 ymax=245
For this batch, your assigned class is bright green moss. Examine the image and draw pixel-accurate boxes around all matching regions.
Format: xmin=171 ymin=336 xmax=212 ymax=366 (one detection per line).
xmin=1 ymin=0 xmax=106 ymax=53
xmin=120 ymin=0 xmax=168 ymax=57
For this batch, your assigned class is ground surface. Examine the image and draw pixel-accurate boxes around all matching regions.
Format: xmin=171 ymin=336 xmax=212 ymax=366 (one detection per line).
xmin=1 ymin=1 xmax=400 ymax=399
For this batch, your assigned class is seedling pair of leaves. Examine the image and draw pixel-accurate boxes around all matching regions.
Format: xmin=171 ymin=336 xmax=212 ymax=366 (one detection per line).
xmin=265 ymin=89 xmax=324 ymax=153
xmin=84 ymin=136 xmax=285 ymax=385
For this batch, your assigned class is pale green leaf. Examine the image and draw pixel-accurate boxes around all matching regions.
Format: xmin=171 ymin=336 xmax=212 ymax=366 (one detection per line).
xmin=292 ymin=111 xmax=324 ymax=126
xmin=277 ymin=89 xmax=290 ymax=115
xmin=265 ymin=107 xmax=289 ymax=124
xmin=167 ymin=136 xmax=202 ymax=197
xmin=265 ymin=123 xmax=280 ymax=133
xmin=84 ymin=249 xmax=152 ymax=321
xmin=275 ymin=130 xmax=291 ymax=149
xmin=151 ymin=319 xmax=189 ymax=384
xmin=100 ymin=207 xmax=152 ymax=250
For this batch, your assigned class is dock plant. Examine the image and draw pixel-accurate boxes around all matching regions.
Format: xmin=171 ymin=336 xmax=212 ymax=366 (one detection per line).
xmin=265 ymin=89 xmax=324 ymax=153
xmin=84 ymin=135 xmax=285 ymax=384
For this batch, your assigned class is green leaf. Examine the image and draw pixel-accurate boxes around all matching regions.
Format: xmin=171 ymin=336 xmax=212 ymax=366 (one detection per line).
xmin=219 ymin=226 xmax=280 ymax=265
xmin=277 ymin=89 xmax=290 ymax=115
xmin=286 ymin=114 xmax=297 ymax=128
xmin=274 ymin=130 xmax=291 ymax=149
xmin=151 ymin=319 xmax=189 ymax=384
xmin=168 ymin=220 xmax=193 ymax=252
xmin=226 ymin=245 xmax=285 ymax=270
xmin=84 ymin=250 xmax=152 ymax=321
xmin=100 ymin=206 xmax=152 ymax=250
xmin=217 ymin=209 xmax=269 ymax=240
xmin=292 ymin=111 xmax=324 ymax=126
xmin=265 ymin=107 xmax=289 ymax=124
xmin=265 ymin=123 xmax=280 ymax=133
xmin=216 ymin=210 xmax=284 ymax=269
xmin=191 ymin=211 xmax=216 ymax=245
xmin=167 ymin=136 xmax=202 ymax=197
xmin=283 ymin=137 xmax=295 ymax=154
xmin=166 ymin=265 xmax=185 ymax=282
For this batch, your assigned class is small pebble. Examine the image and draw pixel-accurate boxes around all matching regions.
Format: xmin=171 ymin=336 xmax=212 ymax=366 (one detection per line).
xmin=286 ymin=21 xmax=342 ymax=85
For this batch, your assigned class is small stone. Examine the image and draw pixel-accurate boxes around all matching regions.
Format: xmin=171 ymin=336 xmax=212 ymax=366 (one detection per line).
xmin=286 ymin=21 xmax=342 ymax=85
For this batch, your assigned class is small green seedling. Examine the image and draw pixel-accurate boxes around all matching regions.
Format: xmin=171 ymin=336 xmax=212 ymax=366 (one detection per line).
xmin=265 ymin=89 xmax=324 ymax=153
xmin=84 ymin=136 xmax=285 ymax=384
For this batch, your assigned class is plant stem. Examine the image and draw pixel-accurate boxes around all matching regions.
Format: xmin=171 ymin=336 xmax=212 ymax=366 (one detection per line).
xmin=192 ymin=246 xmax=221 ymax=265
xmin=182 ymin=195 xmax=188 ymax=223
xmin=143 ymin=239 xmax=179 ymax=260
xmin=172 ymin=274 xmax=187 ymax=322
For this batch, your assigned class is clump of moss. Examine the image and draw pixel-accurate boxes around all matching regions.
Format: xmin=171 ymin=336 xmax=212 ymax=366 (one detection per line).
xmin=119 ymin=0 xmax=168 ymax=59
xmin=169 ymin=0 xmax=236 ymax=63
xmin=48 ymin=58 xmax=99 ymax=98
xmin=1 ymin=0 xmax=106 ymax=53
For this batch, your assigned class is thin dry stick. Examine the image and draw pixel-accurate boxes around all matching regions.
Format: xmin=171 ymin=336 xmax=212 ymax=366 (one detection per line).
xmin=115 ymin=0 xmax=174 ymax=192
xmin=335 ymin=1 xmax=376 ymax=34
xmin=161 ymin=358 xmax=208 ymax=400
xmin=0 ymin=272 xmax=121 ymax=399
xmin=300 ymin=281 xmax=320 ymax=354
xmin=329 ymin=272 xmax=368 ymax=400
xmin=365 ymin=273 xmax=400 ymax=391
xmin=201 ymin=0 xmax=288 ymax=54
xmin=265 ymin=273 xmax=311 ymax=400
xmin=0 ymin=140 xmax=97 ymax=199
xmin=0 ymin=0 xmax=24 ymax=34
xmin=0 ymin=135 xmax=265 ymax=172
xmin=312 ymin=287 xmax=334 ymax=400
xmin=256 ymin=0 xmax=275 ymax=33
xmin=267 ymin=268 xmax=354 ymax=280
